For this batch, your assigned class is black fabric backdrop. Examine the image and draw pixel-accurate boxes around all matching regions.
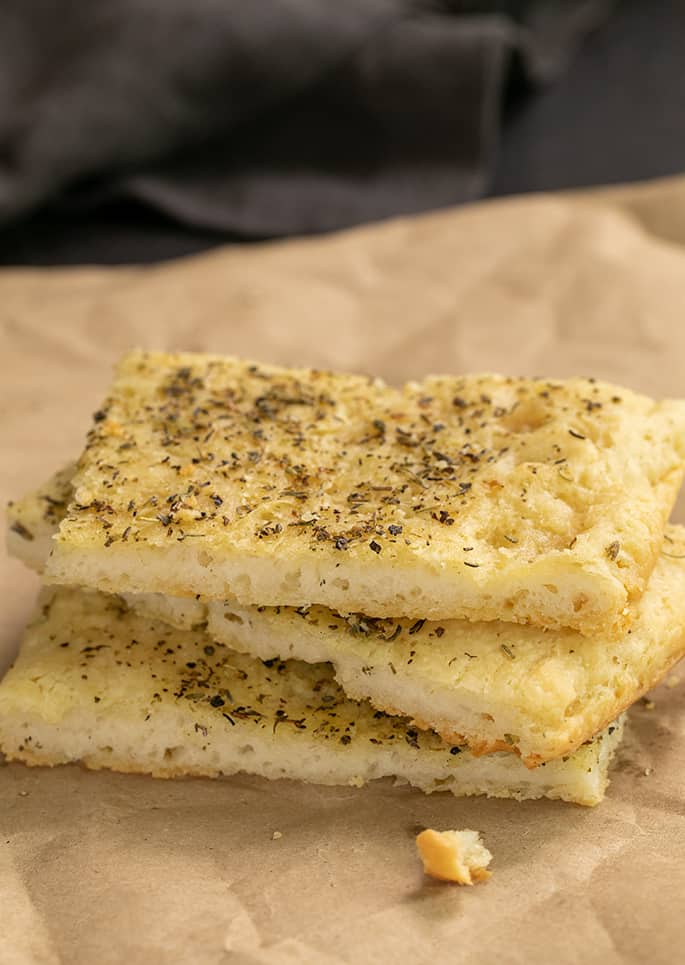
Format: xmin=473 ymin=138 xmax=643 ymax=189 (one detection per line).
xmin=0 ymin=0 xmax=683 ymax=264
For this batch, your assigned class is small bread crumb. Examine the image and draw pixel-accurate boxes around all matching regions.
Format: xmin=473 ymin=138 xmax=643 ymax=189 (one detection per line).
xmin=271 ymin=831 xmax=282 ymax=840
xmin=416 ymin=828 xmax=492 ymax=885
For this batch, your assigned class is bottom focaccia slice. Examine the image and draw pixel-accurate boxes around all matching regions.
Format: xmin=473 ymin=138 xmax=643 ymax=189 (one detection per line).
xmin=0 ymin=588 xmax=623 ymax=806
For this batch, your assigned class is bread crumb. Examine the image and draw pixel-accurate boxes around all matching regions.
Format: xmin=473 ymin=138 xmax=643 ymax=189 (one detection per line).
xmin=666 ymin=673 xmax=681 ymax=689
xmin=416 ymin=828 xmax=492 ymax=885
xmin=271 ymin=831 xmax=282 ymax=840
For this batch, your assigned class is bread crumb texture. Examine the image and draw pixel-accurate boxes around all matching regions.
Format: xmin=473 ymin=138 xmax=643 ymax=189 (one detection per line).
xmin=416 ymin=828 xmax=492 ymax=885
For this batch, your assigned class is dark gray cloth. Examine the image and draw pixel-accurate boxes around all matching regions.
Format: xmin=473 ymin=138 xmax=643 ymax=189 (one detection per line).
xmin=494 ymin=0 xmax=685 ymax=197
xmin=0 ymin=0 xmax=613 ymax=239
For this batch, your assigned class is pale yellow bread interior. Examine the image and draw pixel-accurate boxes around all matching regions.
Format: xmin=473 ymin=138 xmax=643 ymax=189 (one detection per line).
xmin=9 ymin=470 xmax=685 ymax=765
xmin=0 ymin=588 xmax=624 ymax=806
xmin=41 ymin=351 xmax=685 ymax=633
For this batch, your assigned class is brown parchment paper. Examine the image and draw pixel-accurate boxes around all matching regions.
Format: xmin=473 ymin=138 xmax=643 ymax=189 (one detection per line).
xmin=2 ymin=175 xmax=685 ymax=965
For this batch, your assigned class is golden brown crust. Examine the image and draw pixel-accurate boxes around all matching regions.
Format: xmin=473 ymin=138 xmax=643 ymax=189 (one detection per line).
xmin=1 ymin=747 xmax=223 ymax=780
xmin=356 ymin=700 xmax=518 ymax=760
xmin=0 ymin=746 xmax=224 ymax=779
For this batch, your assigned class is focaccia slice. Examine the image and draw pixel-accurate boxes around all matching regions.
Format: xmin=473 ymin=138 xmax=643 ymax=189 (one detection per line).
xmin=42 ymin=351 xmax=685 ymax=634
xmin=0 ymin=588 xmax=624 ymax=806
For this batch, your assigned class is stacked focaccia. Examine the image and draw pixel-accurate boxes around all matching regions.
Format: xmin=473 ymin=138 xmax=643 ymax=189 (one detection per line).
xmin=5 ymin=350 xmax=685 ymax=806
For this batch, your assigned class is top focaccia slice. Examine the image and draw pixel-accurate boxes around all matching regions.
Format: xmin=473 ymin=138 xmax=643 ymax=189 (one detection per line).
xmin=43 ymin=350 xmax=685 ymax=633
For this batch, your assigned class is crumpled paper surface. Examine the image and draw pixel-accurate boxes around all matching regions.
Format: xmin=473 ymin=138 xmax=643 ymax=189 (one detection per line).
xmin=2 ymin=175 xmax=685 ymax=964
